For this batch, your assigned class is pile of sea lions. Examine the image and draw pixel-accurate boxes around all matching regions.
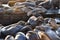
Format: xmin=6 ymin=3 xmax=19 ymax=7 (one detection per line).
xmin=0 ymin=0 xmax=60 ymax=40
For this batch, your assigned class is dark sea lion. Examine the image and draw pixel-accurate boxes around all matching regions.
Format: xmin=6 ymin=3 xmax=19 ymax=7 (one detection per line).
xmin=26 ymin=31 xmax=40 ymax=40
xmin=15 ymin=32 xmax=27 ymax=40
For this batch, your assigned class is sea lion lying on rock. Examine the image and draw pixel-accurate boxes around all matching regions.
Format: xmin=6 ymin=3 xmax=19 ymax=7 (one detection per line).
xmin=27 ymin=6 xmax=47 ymax=16
xmin=26 ymin=31 xmax=40 ymax=40
xmin=38 ymin=31 xmax=50 ymax=40
xmin=5 ymin=35 xmax=15 ymax=40
xmin=44 ymin=27 xmax=60 ymax=40
xmin=39 ymin=0 xmax=59 ymax=9
xmin=1 ymin=24 xmax=24 ymax=36
xmin=15 ymin=32 xmax=27 ymax=40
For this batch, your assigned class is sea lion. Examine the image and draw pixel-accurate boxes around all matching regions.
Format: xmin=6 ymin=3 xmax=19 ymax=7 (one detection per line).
xmin=15 ymin=32 xmax=27 ymax=40
xmin=26 ymin=31 xmax=40 ymax=40
xmin=5 ymin=35 xmax=15 ymax=40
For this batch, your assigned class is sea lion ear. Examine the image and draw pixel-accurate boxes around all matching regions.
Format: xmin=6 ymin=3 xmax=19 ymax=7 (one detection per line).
xmin=5 ymin=35 xmax=15 ymax=40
